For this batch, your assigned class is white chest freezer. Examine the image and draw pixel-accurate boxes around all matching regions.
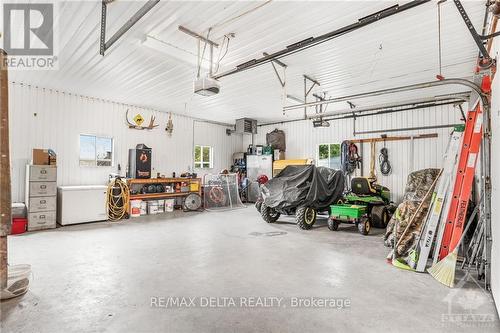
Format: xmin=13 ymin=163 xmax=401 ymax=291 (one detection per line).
xmin=57 ymin=185 xmax=108 ymax=225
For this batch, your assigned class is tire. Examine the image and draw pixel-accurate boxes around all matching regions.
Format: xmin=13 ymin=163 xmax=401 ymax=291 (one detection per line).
xmin=255 ymin=201 xmax=262 ymax=213
xmin=296 ymin=206 xmax=317 ymax=230
xmin=328 ymin=218 xmax=339 ymax=231
xmin=371 ymin=205 xmax=390 ymax=228
xmin=357 ymin=219 xmax=371 ymax=235
xmin=261 ymin=203 xmax=280 ymax=223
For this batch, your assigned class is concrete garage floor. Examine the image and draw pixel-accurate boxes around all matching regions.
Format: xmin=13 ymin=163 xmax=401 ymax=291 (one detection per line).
xmin=1 ymin=206 xmax=499 ymax=333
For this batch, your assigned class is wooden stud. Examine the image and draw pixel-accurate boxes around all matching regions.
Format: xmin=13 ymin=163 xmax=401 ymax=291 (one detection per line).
xmin=0 ymin=49 xmax=10 ymax=289
xmin=349 ymin=133 xmax=438 ymax=144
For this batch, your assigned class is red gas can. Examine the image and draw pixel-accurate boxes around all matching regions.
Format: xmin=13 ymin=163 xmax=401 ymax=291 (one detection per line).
xmin=11 ymin=218 xmax=27 ymax=235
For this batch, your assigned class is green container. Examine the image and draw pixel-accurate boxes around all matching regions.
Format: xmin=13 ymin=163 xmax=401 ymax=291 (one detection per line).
xmin=330 ymin=204 xmax=367 ymax=219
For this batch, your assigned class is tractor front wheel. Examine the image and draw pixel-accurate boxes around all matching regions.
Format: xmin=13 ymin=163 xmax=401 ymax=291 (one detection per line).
xmin=296 ymin=206 xmax=317 ymax=230
xmin=328 ymin=218 xmax=339 ymax=231
xmin=255 ymin=200 xmax=263 ymax=213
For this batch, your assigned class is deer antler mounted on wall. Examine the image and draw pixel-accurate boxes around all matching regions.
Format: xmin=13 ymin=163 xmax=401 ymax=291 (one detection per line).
xmin=125 ymin=109 xmax=159 ymax=130
xmin=165 ymin=113 xmax=174 ymax=136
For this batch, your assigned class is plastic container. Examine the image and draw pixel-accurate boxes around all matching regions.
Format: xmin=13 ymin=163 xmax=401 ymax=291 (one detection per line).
xmin=148 ymin=201 xmax=159 ymax=215
xmin=165 ymin=199 xmax=175 ymax=212
xmin=130 ymin=200 xmax=142 ymax=218
xmin=140 ymin=201 xmax=148 ymax=215
xmin=11 ymin=218 xmax=27 ymax=235
xmin=0 ymin=264 xmax=31 ymax=300
xmin=157 ymin=200 xmax=165 ymax=213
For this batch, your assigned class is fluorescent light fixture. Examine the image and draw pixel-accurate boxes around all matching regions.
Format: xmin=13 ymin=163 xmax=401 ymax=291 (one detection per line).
xmin=142 ymin=35 xmax=210 ymax=71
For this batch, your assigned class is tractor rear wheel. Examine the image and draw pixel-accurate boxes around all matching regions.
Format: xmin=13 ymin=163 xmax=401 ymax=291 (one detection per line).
xmin=296 ymin=206 xmax=317 ymax=230
xmin=261 ymin=203 xmax=280 ymax=223
xmin=371 ymin=205 xmax=390 ymax=228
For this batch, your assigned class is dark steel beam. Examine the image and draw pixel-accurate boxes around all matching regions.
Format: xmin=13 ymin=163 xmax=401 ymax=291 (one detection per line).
xmin=100 ymin=0 xmax=160 ymax=56
xmin=453 ymin=0 xmax=491 ymax=61
xmin=213 ymin=0 xmax=430 ymax=79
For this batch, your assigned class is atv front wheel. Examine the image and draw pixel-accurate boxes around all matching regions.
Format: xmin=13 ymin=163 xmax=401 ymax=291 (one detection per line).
xmin=357 ymin=219 xmax=371 ymax=235
xmin=261 ymin=203 xmax=280 ymax=223
xmin=371 ymin=205 xmax=390 ymax=228
xmin=327 ymin=218 xmax=339 ymax=231
xmin=255 ymin=200 xmax=263 ymax=213
xmin=296 ymin=206 xmax=317 ymax=230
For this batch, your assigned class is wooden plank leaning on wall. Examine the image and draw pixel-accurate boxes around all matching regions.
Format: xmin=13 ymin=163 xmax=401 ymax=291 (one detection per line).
xmin=0 ymin=49 xmax=11 ymax=289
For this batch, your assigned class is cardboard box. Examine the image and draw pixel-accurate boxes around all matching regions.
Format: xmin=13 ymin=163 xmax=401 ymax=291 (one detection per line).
xmin=32 ymin=148 xmax=56 ymax=165
xmin=33 ymin=149 xmax=49 ymax=165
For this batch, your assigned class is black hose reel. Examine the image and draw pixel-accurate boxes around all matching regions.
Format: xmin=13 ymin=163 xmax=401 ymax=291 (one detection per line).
xmin=379 ymin=147 xmax=392 ymax=176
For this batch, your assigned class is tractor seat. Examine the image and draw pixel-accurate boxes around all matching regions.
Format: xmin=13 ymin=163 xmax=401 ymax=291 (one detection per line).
xmin=351 ymin=177 xmax=377 ymax=196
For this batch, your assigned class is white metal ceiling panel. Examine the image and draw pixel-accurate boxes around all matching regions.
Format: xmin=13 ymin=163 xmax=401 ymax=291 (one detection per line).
xmin=8 ymin=0 xmax=487 ymax=123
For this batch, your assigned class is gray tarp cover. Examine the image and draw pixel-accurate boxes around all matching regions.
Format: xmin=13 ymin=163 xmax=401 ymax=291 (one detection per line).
xmin=261 ymin=165 xmax=344 ymax=210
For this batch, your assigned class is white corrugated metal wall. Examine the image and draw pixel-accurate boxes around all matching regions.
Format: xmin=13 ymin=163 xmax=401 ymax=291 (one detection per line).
xmin=247 ymin=104 xmax=464 ymax=203
xmin=489 ymin=28 xmax=500 ymax=316
xmin=8 ymin=82 xmax=242 ymax=202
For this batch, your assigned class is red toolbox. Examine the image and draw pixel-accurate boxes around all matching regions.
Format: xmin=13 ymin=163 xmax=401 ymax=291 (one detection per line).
xmin=11 ymin=218 xmax=27 ymax=235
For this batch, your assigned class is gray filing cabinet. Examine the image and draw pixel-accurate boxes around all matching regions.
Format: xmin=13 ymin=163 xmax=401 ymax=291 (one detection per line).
xmin=25 ymin=165 xmax=57 ymax=231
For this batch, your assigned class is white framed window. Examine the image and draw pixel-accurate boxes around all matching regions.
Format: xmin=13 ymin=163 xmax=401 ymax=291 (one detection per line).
xmin=317 ymin=143 xmax=341 ymax=169
xmin=194 ymin=145 xmax=213 ymax=169
xmin=79 ymin=134 xmax=113 ymax=167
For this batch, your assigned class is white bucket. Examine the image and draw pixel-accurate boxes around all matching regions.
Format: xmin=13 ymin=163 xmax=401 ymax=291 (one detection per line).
xmin=140 ymin=201 xmax=148 ymax=215
xmin=130 ymin=200 xmax=142 ymax=218
xmin=148 ymin=201 xmax=159 ymax=215
xmin=165 ymin=199 xmax=175 ymax=212
xmin=157 ymin=199 xmax=165 ymax=213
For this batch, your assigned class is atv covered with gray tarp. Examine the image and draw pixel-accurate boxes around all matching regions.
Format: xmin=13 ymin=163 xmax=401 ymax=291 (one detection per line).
xmin=259 ymin=165 xmax=345 ymax=230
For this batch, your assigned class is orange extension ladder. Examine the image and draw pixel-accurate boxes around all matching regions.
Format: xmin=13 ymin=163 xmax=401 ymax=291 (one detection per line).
xmin=437 ymin=102 xmax=483 ymax=260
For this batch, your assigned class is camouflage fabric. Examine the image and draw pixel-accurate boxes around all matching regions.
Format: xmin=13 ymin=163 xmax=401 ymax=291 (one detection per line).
xmin=384 ymin=168 xmax=441 ymax=257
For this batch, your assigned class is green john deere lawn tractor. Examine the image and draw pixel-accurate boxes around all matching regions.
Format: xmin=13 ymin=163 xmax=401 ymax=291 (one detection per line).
xmin=328 ymin=177 xmax=395 ymax=235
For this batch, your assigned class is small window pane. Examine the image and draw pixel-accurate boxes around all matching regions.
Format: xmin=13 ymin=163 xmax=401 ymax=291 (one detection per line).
xmin=202 ymin=146 xmax=210 ymax=163
xmin=318 ymin=144 xmax=329 ymax=159
xmin=80 ymin=135 xmax=96 ymax=166
xmin=194 ymin=146 xmax=201 ymax=162
xmin=80 ymin=134 xmax=113 ymax=167
xmin=96 ymin=137 xmax=113 ymax=166
xmin=330 ymin=144 xmax=341 ymax=169
xmin=318 ymin=143 xmax=341 ymax=169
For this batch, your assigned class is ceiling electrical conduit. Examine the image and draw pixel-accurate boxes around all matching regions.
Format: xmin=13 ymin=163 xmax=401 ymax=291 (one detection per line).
xmin=282 ymin=78 xmax=486 ymax=112
xmin=259 ymin=99 xmax=465 ymax=127
xmin=305 ymin=94 xmax=469 ymax=120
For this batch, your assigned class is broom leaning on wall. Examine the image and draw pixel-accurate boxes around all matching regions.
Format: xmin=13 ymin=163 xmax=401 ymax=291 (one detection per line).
xmin=428 ymin=195 xmax=483 ymax=288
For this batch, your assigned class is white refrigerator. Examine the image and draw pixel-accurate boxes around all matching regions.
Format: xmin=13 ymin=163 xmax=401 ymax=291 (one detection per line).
xmin=246 ymin=155 xmax=273 ymax=202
